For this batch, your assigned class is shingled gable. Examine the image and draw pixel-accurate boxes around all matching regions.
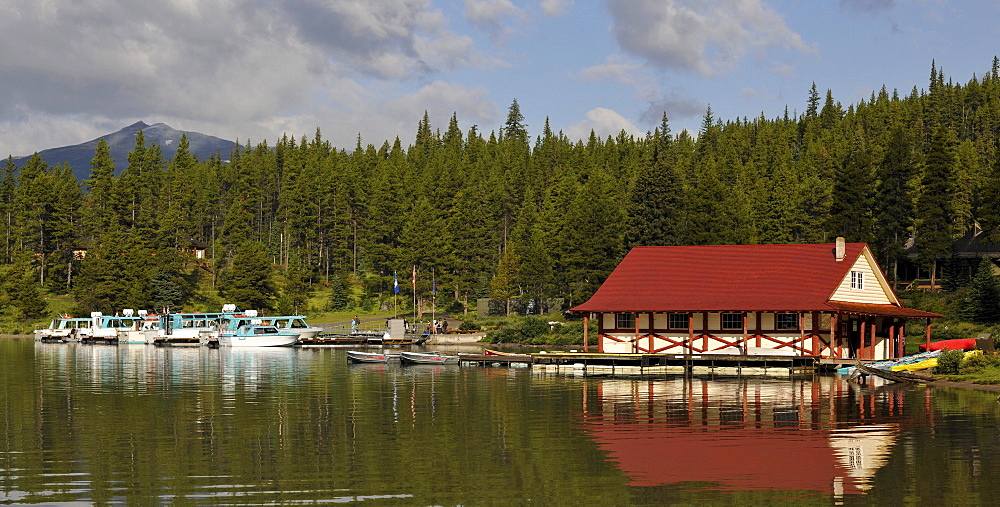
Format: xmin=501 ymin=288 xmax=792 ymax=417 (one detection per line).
xmin=570 ymin=242 xmax=939 ymax=318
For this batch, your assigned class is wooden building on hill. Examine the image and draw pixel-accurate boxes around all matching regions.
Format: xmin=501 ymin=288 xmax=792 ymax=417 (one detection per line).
xmin=569 ymin=239 xmax=941 ymax=360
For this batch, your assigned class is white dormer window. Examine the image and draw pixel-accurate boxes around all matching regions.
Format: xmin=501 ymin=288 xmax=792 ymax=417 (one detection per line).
xmin=851 ymin=271 xmax=864 ymax=290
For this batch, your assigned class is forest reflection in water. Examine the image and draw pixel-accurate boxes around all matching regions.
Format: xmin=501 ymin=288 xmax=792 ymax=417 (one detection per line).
xmin=3 ymin=338 xmax=1000 ymax=504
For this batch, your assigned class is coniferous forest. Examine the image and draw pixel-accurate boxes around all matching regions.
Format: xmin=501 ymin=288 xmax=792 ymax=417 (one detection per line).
xmin=5 ymin=59 xmax=1000 ymax=321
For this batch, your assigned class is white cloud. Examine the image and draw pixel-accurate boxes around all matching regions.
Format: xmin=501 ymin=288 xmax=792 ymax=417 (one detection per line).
xmin=564 ymin=107 xmax=643 ymax=141
xmin=541 ymin=0 xmax=571 ymax=16
xmin=606 ymin=0 xmax=815 ymax=76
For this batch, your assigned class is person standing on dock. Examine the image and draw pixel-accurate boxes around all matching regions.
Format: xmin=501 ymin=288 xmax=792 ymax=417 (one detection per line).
xmin=351 ymin=316 xmax=359 ymax=334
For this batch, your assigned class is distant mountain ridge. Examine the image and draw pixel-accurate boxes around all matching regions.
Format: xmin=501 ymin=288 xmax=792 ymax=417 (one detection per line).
xmin=7 ymin=121 xmax=236 ymax=180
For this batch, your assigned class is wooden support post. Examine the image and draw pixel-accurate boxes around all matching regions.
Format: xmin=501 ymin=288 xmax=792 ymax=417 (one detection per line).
xmin=925 ymin=318 xmax=932 ymax=350
xmin=755 ymin=313 xmax=761 ymax=348
xmin=598 ymin=313 xmax=604 ymax=353
xmin=870 ymin=320 xmax=877 ymax=360
xmin=859 ymin=317 xmax=867 ymax=360
xmin=743 ymin=313 xmax=749 ymax=354
xmin=800 ymin=312 xmax=806 ymax=356
xmin=830 ymin=314 xmax=839 ymax=358
xmin=900 ymin=321 xmax=906 ymax=356
xmin=634 ymin=313 xmax=640 ymax=354
xmin=889 ymin=319 xmax=900 ymax=359
xmin=648 ymin=313 xmax=654 ymax=354
xmin=688 ymin=313 xmax=694 ymax=354
xmin=583 ymin=314 xmax=589 ymax=353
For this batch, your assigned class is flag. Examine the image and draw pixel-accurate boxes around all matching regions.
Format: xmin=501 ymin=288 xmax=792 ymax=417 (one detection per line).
xmin=393 ymin=272 xmax=399 ymax=294
xmin=433 ymin=270 xmax=436 ymax=294
xmin=412 ymin=266 xmax=416 ymax=287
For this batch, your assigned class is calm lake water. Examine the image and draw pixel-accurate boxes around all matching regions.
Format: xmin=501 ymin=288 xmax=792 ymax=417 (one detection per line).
xmin=3 ymin=338 xmax=1000 ymax=505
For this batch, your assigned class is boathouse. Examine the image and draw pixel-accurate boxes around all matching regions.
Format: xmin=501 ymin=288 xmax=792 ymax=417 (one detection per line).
xmin=569 ymin=239 xmax=941 ymax=360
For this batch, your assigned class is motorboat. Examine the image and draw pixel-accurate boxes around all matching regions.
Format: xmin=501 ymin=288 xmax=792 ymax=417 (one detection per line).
xmin=218 ymin=324 xmax=298 ymax=347
xmin=34 ymin=315 xmax=93 ymax=343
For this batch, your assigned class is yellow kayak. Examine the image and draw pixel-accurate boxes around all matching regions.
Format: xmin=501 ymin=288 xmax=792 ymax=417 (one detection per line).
xmin=891 ymin=350 xmax=982 ymax=371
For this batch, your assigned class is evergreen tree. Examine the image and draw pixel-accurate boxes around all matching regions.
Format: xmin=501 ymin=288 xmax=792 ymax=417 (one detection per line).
xmin=961 ymin=257 xmax=1000 ymax=323
xmin=915 ymin=128 xmax=956 ymax=288
xmin=149 ymin=269 xmax=189 ymax=310
xmin=874 ymin=126 xmax=916 ymax=284
xmin=825 ymin=130 xmax=875 ymax=243
xmin=327 ymin=274 xmax=350 ymax=311
xmin=218 ymin=241 xmax=276 ymax=311
xmin=490 ymin=246 xmax=520 ymax=316
xmin=625 ymin=113 xmax=683 ymax=247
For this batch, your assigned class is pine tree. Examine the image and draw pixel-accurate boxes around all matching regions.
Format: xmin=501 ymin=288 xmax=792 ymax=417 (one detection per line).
xmin=961 ymin=257 xmax=1000 ymax=323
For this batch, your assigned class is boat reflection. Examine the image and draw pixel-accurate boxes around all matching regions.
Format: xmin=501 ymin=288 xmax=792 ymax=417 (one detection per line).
xmin=580 ymin=376 xmax=903 ymax=496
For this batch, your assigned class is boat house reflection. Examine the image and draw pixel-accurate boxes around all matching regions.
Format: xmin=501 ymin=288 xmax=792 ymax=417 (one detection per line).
xmin=580 ymin=377 xmax=902 ymax=495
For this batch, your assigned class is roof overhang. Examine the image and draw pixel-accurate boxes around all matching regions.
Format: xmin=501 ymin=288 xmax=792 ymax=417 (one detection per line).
xmin=824 ymin=301 xmax=942 ymax=319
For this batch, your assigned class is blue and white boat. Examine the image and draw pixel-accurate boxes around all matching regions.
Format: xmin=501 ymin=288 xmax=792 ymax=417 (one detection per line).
xmin=218 ymin=323 xmax=299 ymax=347
xmin=219 ymin=311 xmax=322 ymax=340
xmin=90 ymin=309 xmax=160 ymax=344
xmin=154 ymin=310 xmax=229 ymax=346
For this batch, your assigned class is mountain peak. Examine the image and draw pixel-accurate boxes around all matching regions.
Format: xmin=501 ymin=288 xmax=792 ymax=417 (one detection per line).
xmin=9 ymin=121 xmax=235 ymax=179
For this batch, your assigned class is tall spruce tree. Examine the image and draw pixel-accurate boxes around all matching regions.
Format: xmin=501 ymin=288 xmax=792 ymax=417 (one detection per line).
xmin=625 ymin=113 xmax=683 ymax=247
xmin=915 ymin=128 xmax=956 ymax=288
xmin=874 ymin=126 xmax=916 ymax=284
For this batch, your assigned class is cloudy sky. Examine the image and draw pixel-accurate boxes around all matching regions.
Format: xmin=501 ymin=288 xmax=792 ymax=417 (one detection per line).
xmin=2 ymin=0 xmax=999 ymax=157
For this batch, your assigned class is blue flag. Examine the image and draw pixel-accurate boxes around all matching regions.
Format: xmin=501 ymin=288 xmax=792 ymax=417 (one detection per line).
xmin=394 ymin=272 xmax=399 ymax=294
xmin=433 ymin=271 xmax=436 ymax=294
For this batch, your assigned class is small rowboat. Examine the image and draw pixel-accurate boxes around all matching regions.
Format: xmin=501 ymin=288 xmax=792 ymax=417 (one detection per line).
xmin=347 ymin=350 xmax=397 ymax=363
xmin=484 ymin=349 xmax=530 ymax=357
xmin=399 ymin=351 xmax=459 ymax=365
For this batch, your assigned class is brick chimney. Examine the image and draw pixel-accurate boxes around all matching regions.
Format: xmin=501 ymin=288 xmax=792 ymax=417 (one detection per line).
xmin=835 ymin=237 xmax=845 ymax=261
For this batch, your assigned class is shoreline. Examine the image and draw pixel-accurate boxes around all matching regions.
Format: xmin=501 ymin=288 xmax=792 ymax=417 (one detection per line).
xmin=11 ymin=332 xmax=1000 ymax=394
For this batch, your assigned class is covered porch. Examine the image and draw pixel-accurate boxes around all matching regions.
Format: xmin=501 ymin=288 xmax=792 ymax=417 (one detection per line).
xmin=579 ymin=304 xmax=939 ymax=361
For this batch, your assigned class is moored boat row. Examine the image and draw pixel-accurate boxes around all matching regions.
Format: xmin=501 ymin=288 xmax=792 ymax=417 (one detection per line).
xmin=35 ymin=305 xmax=312 ymax=348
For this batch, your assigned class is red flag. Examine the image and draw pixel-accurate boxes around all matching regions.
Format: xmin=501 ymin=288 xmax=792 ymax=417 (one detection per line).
xmin=411 ymin=266 xmax=416 ymax=287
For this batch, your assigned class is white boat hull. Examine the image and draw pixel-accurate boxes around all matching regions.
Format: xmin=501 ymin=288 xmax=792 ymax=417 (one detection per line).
xmin=221 ymin=333 xmax=298 ymax=347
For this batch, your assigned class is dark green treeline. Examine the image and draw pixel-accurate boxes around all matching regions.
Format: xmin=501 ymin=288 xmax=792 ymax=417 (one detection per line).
xmin=6 ymin=60 xmax=1000 ymax=316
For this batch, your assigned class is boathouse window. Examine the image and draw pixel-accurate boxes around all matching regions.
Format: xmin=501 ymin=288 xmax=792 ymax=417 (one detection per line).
xmin=721 ymin=313 xmax=742 ymax=330
xmin=851 ymin=271 xmax=864 ymax=289
xmin=776 ymin=313 xmax=799 ymax=330
xmin=615 ymin=313 xmax=636 ymax=330
xmin=668 ymin=313 xmax=688 ymax=330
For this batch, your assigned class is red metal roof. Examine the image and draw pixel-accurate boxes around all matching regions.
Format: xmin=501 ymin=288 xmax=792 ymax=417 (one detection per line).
xmin=570 ymin=243 xmax=936 ymax=316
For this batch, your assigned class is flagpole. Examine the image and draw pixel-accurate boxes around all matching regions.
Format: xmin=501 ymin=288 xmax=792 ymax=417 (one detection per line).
xmin=412 ymin=266 xmax=417 ymax=321
xmin=432 ymin=269 xmax=436 ymax=328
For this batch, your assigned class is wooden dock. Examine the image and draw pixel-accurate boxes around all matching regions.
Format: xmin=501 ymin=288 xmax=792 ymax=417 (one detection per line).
xmin=458 ymin=352 xmax=821 ymax=374
xmin=298 ymin=332 xmax=428 ymax=346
